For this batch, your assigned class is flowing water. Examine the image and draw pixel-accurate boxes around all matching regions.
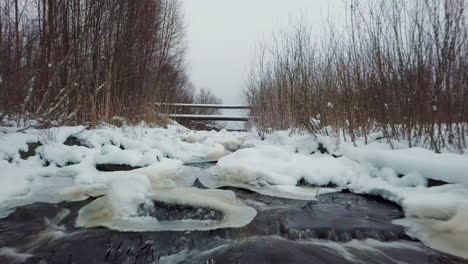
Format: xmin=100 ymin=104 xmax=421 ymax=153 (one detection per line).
xmin=0 ymin=164 xmax=467 ymax=264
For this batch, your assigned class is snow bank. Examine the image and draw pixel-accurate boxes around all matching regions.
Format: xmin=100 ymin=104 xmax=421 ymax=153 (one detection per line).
xmin=343 ymin=146 xmax=468 ymax=184
xmin=215 ymin=145 xmax=356 ymax=187
xmin=208 ymin=133 xmax=468 ymax=259
xmin=2 ymin=123 xmax=468 ymax=259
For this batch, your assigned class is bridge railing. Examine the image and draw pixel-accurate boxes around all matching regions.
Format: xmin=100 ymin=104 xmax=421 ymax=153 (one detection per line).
xmin=155 ymin=103 xmax=253 ymax=121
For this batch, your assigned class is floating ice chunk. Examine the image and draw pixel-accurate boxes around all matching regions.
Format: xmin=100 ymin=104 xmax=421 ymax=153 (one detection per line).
xmin=199 ymin=170 xmax=337 ymax=200
xmin=76 ymin=187 xmax=257 ymax=232
xmin=393 ymin=184 xmax=468 ymax=259
xmin=108 ymin=173 xmax=152 ymax=217
xmin=76 ymin=172 xmax=153 ymax=229
xmin=396 ymin=211 xmax=468 ymax=260
xmin=151 ymin=187 xmax=256 ymax=229
xmin=132 ymin=158 xmax=182 ymax=188
xmin=401 ymin=185 xmax=468 ymax=220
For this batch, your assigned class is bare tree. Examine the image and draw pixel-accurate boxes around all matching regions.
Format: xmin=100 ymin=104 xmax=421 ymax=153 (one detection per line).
xmin=245 ymin=0 xmax=467 ymax=151
xmin=0 ymin=0 xmax=194 ymax=127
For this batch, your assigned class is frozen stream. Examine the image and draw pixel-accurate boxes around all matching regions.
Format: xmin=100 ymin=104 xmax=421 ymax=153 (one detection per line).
xmin=1 ymin=125 xmax=468 ymax=263
xmin=0 ymin=166 xmax=466 ymax=264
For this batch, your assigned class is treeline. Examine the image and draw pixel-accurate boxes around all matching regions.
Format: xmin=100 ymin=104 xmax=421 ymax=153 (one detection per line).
xmin=245 ymin=0 xmax=468 ymax=151
xmin=0 ymin=0 xmax=219 ymax=126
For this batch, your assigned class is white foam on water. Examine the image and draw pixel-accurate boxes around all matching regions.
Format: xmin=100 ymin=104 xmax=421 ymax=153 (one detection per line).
xmin=0 ymin=247 xmax=33 ymax=262
xmin=304 ymin=238 xmax=425 ymax=263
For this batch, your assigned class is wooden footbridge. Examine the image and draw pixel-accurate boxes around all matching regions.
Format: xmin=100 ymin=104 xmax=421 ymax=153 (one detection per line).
xmin=156 ymin=103 xmax=253 ymax=121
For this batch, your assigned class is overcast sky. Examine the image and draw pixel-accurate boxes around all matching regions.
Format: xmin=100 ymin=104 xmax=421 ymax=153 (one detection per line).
xmin=182 ymin=0 xmax=346 ymax=105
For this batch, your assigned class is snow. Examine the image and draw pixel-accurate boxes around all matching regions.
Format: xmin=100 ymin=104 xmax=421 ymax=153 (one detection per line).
xmin=38 ymin=143 xmax=90 ymax=167
xmin=0 ymin=160 xmax=30 ymax=202
xmin=77 ymin=187 xmax=257 ymax=232
xmin=213 ymin=145 xmax=354 ymax=187
xmin=108 ymin=173 xmax=153 ymax=217
xmin=393 ymin=184 xmax=468 ymax=259
xmin=343 ymin=146 xmax=468 ymax=184
xmin=1 ymin=123 xmax=468 ymax=259
xmin=95 ymin=147 xmax=161 ymax=167
xmin=0 ymin=132 xmax=39 ymax=160
xmin=132 ymin=159 xmax=183 ymax=188
xmin=42 ymin=125 xmax=87 ymax=143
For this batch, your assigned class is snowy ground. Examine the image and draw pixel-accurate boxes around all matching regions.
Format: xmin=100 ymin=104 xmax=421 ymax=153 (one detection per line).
xmin=1 ymin=123 xmax=468 ymax=260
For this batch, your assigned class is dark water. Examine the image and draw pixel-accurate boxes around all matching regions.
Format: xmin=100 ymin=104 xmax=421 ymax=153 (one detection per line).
xmin=0 ymin=180 xmax=467 ymax=264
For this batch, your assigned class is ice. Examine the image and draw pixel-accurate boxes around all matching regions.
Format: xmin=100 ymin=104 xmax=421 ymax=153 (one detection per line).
xmin=38 ymin=142 xmax=90 ymax=167
xmin=261 ymin=130 xmax=320 ymax=154
xmin=0 ymin=132 xmax=39 ymax=160
xmin=1 ymin=123 xmax=468 ymax=259
xmin=396 ymin=213 xmax=468 ymax=259
xmin=95 ymin=147 xmax=161 ymax=167
xmin=214 ymin=145 xmax=356 ymax=187
xmin=0 ymin=160 xmax=30 ymax=202
xmin=77 ymin=187 xmax=257 ymax=232
xmin=343 ymin=146 xmax=468 ymax=184
xmin=74 ymin=155 xmax=255 ymax=232
xmin=199 ymin=169 xmax=338 ymax=201
xmin=39 ymin=125 xmax=86 ymax=144
xmin=393 ymin=184 xmax=468 ymax=259
xmin=132 ymin=158 xmax=183 ymax=188
xmin=108 ymin=173 xmax=153 ymax=217
xmin=0 ymin=175 xmax=75 ymax=218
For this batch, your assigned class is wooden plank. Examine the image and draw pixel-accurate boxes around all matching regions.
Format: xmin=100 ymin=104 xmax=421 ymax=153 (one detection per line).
xmin=155 ymin=103 xmax=252 ymax=109
xmin=166 ymin=114 xmax=252 ymax=121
